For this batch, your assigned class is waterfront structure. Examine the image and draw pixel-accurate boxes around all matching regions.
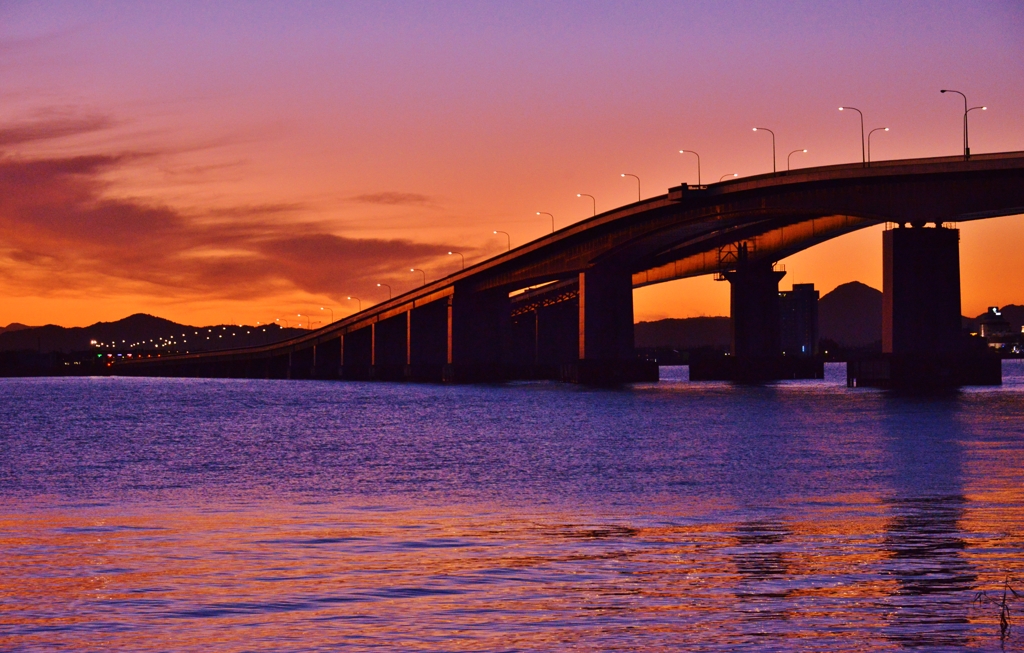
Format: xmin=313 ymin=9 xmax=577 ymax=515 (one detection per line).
xmin=112 ymin=152 xmax=1024 ymax=387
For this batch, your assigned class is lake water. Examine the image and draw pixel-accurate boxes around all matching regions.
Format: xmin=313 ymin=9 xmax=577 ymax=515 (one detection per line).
xmin=3 ymin=362 xmax=1024 ymax=651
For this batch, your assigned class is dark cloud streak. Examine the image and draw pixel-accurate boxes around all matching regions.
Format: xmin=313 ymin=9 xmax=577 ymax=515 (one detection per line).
xmin=0 ymin=151 xmax=452 ymax=303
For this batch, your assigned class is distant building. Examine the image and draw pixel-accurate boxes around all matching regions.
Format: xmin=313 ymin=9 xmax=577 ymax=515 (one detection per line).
xmin=779 ymin=283 xmax=819 ymax=357
xmin=979 ymin=307 xmax=1012 ymax=337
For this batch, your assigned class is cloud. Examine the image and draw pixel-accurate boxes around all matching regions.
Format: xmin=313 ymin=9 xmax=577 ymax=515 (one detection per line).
xmin=349 ymin=191 xmax=434 ymax=206
xmin=0 ymin=114 xmax=116 ymax=147
xmin=0 ymin=150 xmax=456 ymax=304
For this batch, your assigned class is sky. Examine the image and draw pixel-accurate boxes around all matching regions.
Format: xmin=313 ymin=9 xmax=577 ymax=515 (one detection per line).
xmin=1 ymin=0 xmax=1022 ymax=327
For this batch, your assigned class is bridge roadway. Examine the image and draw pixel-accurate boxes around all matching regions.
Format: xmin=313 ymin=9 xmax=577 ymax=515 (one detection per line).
xmin=116 ymin=151 xmax=1024 ymax=383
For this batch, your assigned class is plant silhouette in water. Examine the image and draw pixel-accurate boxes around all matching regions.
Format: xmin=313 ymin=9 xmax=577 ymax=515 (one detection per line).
xmin=975 ymin=577 xmax=1021 ymax=645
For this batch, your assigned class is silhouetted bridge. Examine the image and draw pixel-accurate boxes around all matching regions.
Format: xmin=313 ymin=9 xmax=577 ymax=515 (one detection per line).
xmin=116 ymin=152 xmax=1024 ymax=384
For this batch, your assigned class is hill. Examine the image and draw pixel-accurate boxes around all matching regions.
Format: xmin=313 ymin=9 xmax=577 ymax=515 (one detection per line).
xmin=634 ymin=316 xmax=730 ymax=349
xmin=0 ymin=313 xmax=305 ymax=354
xmin=0 ymin=323 xmax=32 ymax=336
xmin=818 ymin=281 xmax=882 ymax=348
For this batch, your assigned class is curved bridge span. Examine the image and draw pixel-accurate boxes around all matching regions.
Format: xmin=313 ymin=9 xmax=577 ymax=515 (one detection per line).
xmin=118 ymin=152 xmax=1024 ymax=383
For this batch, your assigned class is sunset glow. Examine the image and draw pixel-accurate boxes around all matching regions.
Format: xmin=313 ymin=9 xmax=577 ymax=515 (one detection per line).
xmin=1 ymin=2 xmax=1022 ymax=327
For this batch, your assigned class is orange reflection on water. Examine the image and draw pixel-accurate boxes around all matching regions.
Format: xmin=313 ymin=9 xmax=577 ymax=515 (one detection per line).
xmin=2 ymin=493 xmax=1023 ymax=652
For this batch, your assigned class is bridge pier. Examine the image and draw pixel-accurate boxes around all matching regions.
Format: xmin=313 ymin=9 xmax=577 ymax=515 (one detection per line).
xmin=409 ymin=298 xmax=450 ymax=382
xmin=342 ymin=325 xmax=373 ymax=380
xmin=372 ymin=313 xmax=407 ymax=380
xmin=563 ymin=267 xmax=657 ymax=384
xmin=849 ymin=224 xmax=999 ymax=389
xmin=446 ymin=286 xmax=509 ymax=382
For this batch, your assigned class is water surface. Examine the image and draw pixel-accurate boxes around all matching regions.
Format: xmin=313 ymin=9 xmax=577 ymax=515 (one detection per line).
xmin=3 ymin=363 xmax=1024 ymax=651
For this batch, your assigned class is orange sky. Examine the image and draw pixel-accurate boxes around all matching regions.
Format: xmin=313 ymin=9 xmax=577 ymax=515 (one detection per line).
xmin=1 ymin=1 xmax=1022 ymax=327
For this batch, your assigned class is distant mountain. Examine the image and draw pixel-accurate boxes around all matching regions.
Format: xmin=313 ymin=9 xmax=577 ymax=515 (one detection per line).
xmin=818 ymin=281 xmax=882 ymax=348
xmin=0 ymin=323 xmax=32 ymax=336
xmin=635 ymin=316 xmax=731 ymax=350
xmin=0 ymin=313 xmax=306 ymax=354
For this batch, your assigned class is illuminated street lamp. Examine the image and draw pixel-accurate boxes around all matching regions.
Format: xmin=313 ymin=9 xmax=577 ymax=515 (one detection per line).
xmin=321 ymin=306 xmax=334 ymax=323
xmin=787 ymin=149 xmax=807 ymax=171
xmin=447 ymin=251 xmax=465 ymax=270
xmin=752 ymin=127 xmax=776 ymax=174
xmin=621 ymin=173 xmax=641 ymax=202
xmin=941 ymin=90 xmax=986 ymax=159
xmin=838 ymin=107 xmax=865 ymax=166
xmin=577 ymin=193 xmax=596 ymax=217
xmin=536 ymin=212 xmax=554 ymax=233
xmin=276 ymin=317 xmax=290 ymax=328
xmin=867 ymin=127 xmax=889 ymax=165
xmin=377 ymin=282 xmax=392 ymax=299
xmin=298 ymin=313 xmax=311 ymax=329
xmin=493 ymin=231 xmax=511 ymax=251
xmin=347 ymin=296 xmax=361 ymax=312
xmin=720 ymin=173 xmax=738 ymax=182
xmin=679 ymin=150 xmax=701 ymax=186
xmin=411 ymin=267 xmax=426 ymax=285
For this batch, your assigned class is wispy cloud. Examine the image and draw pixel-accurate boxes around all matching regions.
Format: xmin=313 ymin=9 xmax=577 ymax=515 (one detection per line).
xmin=349 ymin=191 xmax=434 ymax=206
xmin=0 ymin=149 xmax=454 ymax=303
xmin=0 ymin=114 xmax=116 ymax=147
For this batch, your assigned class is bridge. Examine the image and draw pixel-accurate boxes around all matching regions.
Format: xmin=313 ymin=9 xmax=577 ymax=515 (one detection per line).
xmin=116 ymin=151 xmax=1024 ymax=385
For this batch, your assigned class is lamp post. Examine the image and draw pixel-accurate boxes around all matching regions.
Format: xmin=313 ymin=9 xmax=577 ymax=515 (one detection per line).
xmin=493 ymin=231 xmax=511 ymax=251
xmin=720 ymin=173 xmax=738 ymax=182
xmin=298 ymin=313 xmax=310 ymax=329
xmin=410 ymin=268 xmax=426 ymax=285
xmin=377 ymin=283 xmax=392 ymax=299
xmin=838 ymin=107 xmax=865 ymax=166
xmin=787 ymin=149 xmax=807 ymax=171
xmin=536 ymin=212 xmax=554 ymax=233
xmin=867 ymin=127 xmax=889 ymax=165
xmin=941 ymin=90 xmax=986 ymax=159
xmin=320 ymin=306 xmax=334 ymax=323
xmin=620 ymin=173 xmax=640 ymax=202
xmin=347 ymin=296 xmax=361 ymax=312
xmin=577 ymin=193 xmax=596 ymax=217
xmin=276 ymin=317 xmax=289 ymax=328
xmin=679 ymin=150 xmax=701 ymax=186
xmin=752 ymin=127 xmax=776 ymax=174
xmin=447 ymin=251 xmax=465 ymax=270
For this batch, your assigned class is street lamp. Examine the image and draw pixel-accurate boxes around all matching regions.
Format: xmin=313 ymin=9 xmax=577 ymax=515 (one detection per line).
xmin=941 ymin=90 xmax=986 ymax=159
xmin=321 ymin=306 xmax=334 ymax=323
xmin=621 ymin=173 xmax=640 ymax=202
xmin=720 ymin=173 xmax=738 ymax=182
xmin=752 ymin=127 xmax=776 ymax=174
xmin=867 ymin=127 xmax=889 ymax=165
xmin=838 ymin=107 xmax=865 ymax=166
xmin=679 ymin=150 xmax=701 ymax=186
xmin=298 ymin=313 xmax=311 ymax=329
xmin=447 ymin=251 xmax=465 ymax=270
xmin=347 ymin=296 xmax=361 ymax=312
xmin=493 ymin=230 xmax=511 ymax=251
xmin=577 ymin=193 xmax=596 ymax=217
xmin=536 ymin=212 xmax=554 ymax=233
xmin=377 ymin=283 xmax=392 ymax=299
xmin=410 ymin=268 xmax=426 ymax=285
xmin=787 ymin=149 xmax=807 ymax=171
xmin=276 ymin=317 xmax=290 ymax=328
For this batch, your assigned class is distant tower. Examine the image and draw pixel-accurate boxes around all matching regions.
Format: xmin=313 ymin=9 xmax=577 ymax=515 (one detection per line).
xmin=779 ymin=283 xmax=819 ymax=356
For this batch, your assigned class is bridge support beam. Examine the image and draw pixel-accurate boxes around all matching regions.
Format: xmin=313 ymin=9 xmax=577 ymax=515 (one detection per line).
xmin=562 ymin=267 xmax=657 ymax=384
xmin=849 ymin=224 xmax=999 ymax=389
xmin=447 ymin=286 xmax=510 ymax=382
xmin=409 ymin=298 xmax=450 ymax=381
xmin=692 ymin=254 xmax=824 ymax=382
xmin=342 ymin=325 xmax=373 ymax=380
xmin=373 ymin=312 xmax=408 ymax=380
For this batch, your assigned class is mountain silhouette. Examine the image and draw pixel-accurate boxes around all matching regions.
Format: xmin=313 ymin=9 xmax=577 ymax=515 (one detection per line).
xmin=818 ymin=281 xmax=883 ymax=347
xmin=0 ymin=313 xmax=305 ymax=354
